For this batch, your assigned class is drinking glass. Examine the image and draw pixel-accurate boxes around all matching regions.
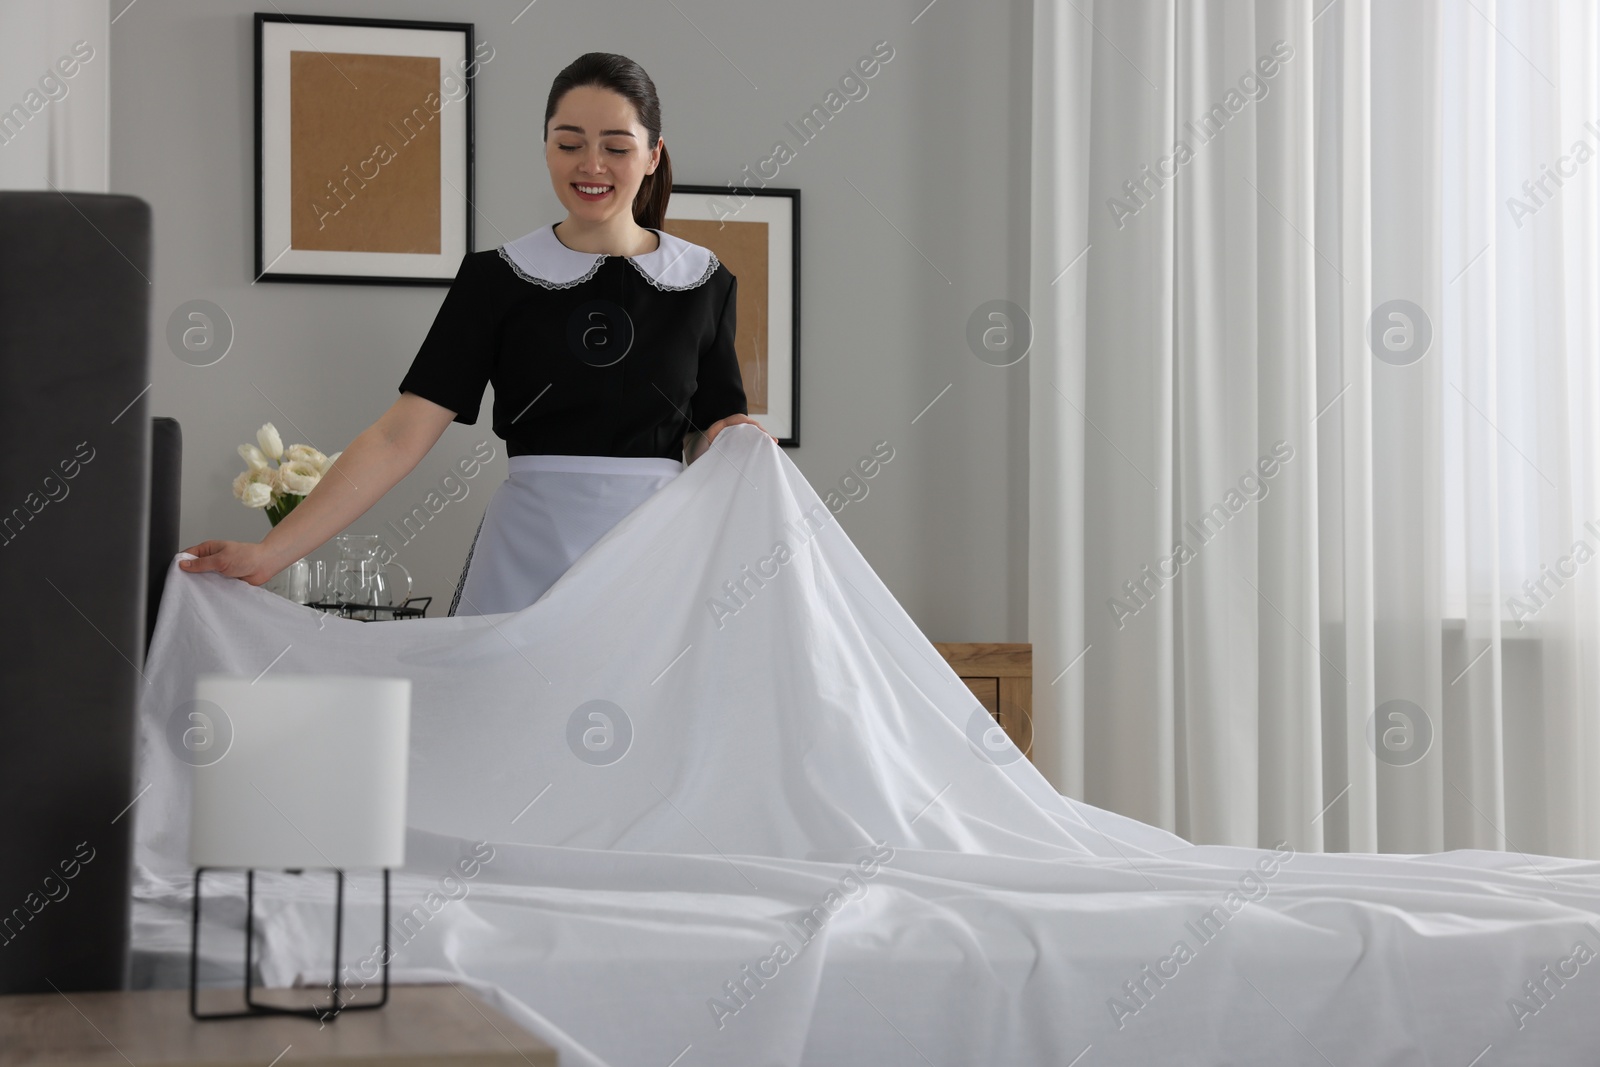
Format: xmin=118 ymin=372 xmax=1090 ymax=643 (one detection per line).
xmin=306 ymin=559 xmax=331 ymax=605
xmin=373 ymin=561 xmax=413 ymax=606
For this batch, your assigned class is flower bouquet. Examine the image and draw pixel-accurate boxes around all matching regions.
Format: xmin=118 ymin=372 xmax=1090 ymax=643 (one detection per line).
xmin=233 ymin=422 xmax=342 ymax=526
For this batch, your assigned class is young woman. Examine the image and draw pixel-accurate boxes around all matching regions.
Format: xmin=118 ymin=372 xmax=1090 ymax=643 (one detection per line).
xmin=181 ymin=52 xmax=772 ymax=614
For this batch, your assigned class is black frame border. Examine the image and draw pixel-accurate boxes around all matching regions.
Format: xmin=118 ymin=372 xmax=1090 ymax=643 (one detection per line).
xmin=253 ymin=12 xmax=475 ymax=287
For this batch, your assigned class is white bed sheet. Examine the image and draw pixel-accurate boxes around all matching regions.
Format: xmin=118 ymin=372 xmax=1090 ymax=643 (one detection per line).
xmin=132 ymin=424 xmax=1600 ymax=1065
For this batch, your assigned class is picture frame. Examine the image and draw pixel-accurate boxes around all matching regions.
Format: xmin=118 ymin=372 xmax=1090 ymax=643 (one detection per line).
xmin=664 ymin=185 xmax=800 ymax=447
xmin=253 ymin=13 xmax=480 ymax=286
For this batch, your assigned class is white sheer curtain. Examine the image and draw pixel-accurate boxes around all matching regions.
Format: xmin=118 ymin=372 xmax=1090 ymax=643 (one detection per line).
xmin=0 ymin=0 xmax=109 ymax=193
xmin=1029 ymin=0 xmax=1600 ymax=859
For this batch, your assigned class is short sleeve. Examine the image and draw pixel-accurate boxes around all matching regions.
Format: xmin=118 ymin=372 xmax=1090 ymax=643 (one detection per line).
xmin=397 ymin=252 xmax=499 ymax=425
xmin=690 ymin=273 xmax=748 ymax=429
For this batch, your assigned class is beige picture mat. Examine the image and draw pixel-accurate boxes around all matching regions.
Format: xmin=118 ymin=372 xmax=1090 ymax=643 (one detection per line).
xmin=289 ymin=51 xmax=442 ymax=255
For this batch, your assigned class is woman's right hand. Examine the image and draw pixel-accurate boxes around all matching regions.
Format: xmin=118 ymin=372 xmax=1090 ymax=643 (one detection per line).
xmin=178 ymin=540 xmax=281 ymax=586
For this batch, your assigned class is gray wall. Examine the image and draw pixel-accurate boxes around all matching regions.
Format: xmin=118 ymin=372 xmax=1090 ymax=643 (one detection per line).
xmin=110 ymin=0 xmax=1030 ymax=642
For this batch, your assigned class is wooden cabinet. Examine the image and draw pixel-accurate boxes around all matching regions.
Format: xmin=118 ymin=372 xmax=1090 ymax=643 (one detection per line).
xmin=932 ymin=642 xmax=1032 ymax=761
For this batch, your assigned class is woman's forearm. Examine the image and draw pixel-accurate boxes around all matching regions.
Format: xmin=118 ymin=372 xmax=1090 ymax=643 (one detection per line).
xmin=260 ymin=424 xmax=419 ymax=568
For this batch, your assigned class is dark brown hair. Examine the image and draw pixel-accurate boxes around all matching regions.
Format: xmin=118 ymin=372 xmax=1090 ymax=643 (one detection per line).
xmin=544 ymin=52 xmax=672 ymax=231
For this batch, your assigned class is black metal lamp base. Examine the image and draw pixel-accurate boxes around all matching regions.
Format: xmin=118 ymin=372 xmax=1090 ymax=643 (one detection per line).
xmin=189 ymin=867 xmax=391 ymax=1021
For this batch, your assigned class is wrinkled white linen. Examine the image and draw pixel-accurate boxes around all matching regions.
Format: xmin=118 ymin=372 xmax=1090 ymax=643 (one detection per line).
xmin=134 ymin=425 xmax=1600 ymax=1065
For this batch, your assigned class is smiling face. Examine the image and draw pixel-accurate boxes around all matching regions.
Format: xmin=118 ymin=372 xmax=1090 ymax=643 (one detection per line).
xmin=545 ymin=85 xmax=662 ymax=225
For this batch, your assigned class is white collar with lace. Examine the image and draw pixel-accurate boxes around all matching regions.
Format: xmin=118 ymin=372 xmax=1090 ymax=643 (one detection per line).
xmin=497 ymin=223 xmax=719 ymax=291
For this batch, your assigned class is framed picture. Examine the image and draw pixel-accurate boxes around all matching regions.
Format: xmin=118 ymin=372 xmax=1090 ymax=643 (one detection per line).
xmin=254 ymin=13 xmax=481 ymax=286
xmin=664 ymin=186 xmax=800 ymax=447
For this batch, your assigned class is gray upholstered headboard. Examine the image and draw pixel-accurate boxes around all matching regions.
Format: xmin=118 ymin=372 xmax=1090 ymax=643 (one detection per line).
xmin=148 ymin=416 xmax=182 ymax=650
xmin=0 ymin=190 xmax=153 ymax=994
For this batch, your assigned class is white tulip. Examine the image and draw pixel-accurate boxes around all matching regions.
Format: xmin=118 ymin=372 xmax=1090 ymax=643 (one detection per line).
xmin=256 ymin=422 xmax=284 ymax=461
xmin=238 ymin=442 xmax=269 ymax=471
xmin=241 ymin=481 xmax=274 ymax=508
xmin=285 ymin=443 xmax=328 ymax=468
xmin=276 ymin=459 xmax=322 ymax=495
xmin=232 ymin=467 xmax=273 ymax=502
xmin=320 ymin=450 xmax=342 ymax=473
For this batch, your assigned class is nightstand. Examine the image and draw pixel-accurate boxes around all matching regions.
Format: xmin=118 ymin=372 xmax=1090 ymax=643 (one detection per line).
xmin=933 ymin=641 xmax=1034 ymax=759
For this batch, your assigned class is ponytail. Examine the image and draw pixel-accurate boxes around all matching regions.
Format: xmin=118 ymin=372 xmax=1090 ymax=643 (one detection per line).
xmin=634 ymin=138 xmax=672 ymax=231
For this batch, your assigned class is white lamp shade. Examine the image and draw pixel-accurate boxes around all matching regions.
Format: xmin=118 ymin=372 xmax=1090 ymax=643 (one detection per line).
xmin=187 ymin=673 xmax=411 ymax=870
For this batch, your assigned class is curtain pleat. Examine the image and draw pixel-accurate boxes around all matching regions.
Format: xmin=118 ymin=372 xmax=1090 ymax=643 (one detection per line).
xmin=1031 ymin=0 xmax=1600 ymax=858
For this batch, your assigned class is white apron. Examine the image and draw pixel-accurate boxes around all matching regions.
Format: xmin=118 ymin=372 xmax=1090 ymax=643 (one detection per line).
xmin=448 ymin=453 xmax=685 ymax=616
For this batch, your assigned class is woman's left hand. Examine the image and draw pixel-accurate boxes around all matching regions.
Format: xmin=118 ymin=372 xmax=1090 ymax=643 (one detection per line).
xmin=702 ymin=415 xmax=778 ymax=450
xmin=697 ymin=415 xmax=777 ymax=460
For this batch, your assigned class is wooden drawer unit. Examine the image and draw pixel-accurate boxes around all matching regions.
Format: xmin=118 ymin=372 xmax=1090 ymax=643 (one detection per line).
xmin=932 ymin=642 xmax=1032 ymax=760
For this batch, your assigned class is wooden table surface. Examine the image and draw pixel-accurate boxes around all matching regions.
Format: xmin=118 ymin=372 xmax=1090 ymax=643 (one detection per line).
xmin=0 ymin=983 xmax=557 ymax=1066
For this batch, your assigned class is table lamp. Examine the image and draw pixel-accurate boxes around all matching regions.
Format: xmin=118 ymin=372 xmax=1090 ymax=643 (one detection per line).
xmin=187 ymin=673 xmax=411 ymax=1022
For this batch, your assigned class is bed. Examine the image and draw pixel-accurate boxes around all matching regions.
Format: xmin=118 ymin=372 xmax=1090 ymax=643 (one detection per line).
xmin=132 ymin=424 xmax=1600 ymax=1065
